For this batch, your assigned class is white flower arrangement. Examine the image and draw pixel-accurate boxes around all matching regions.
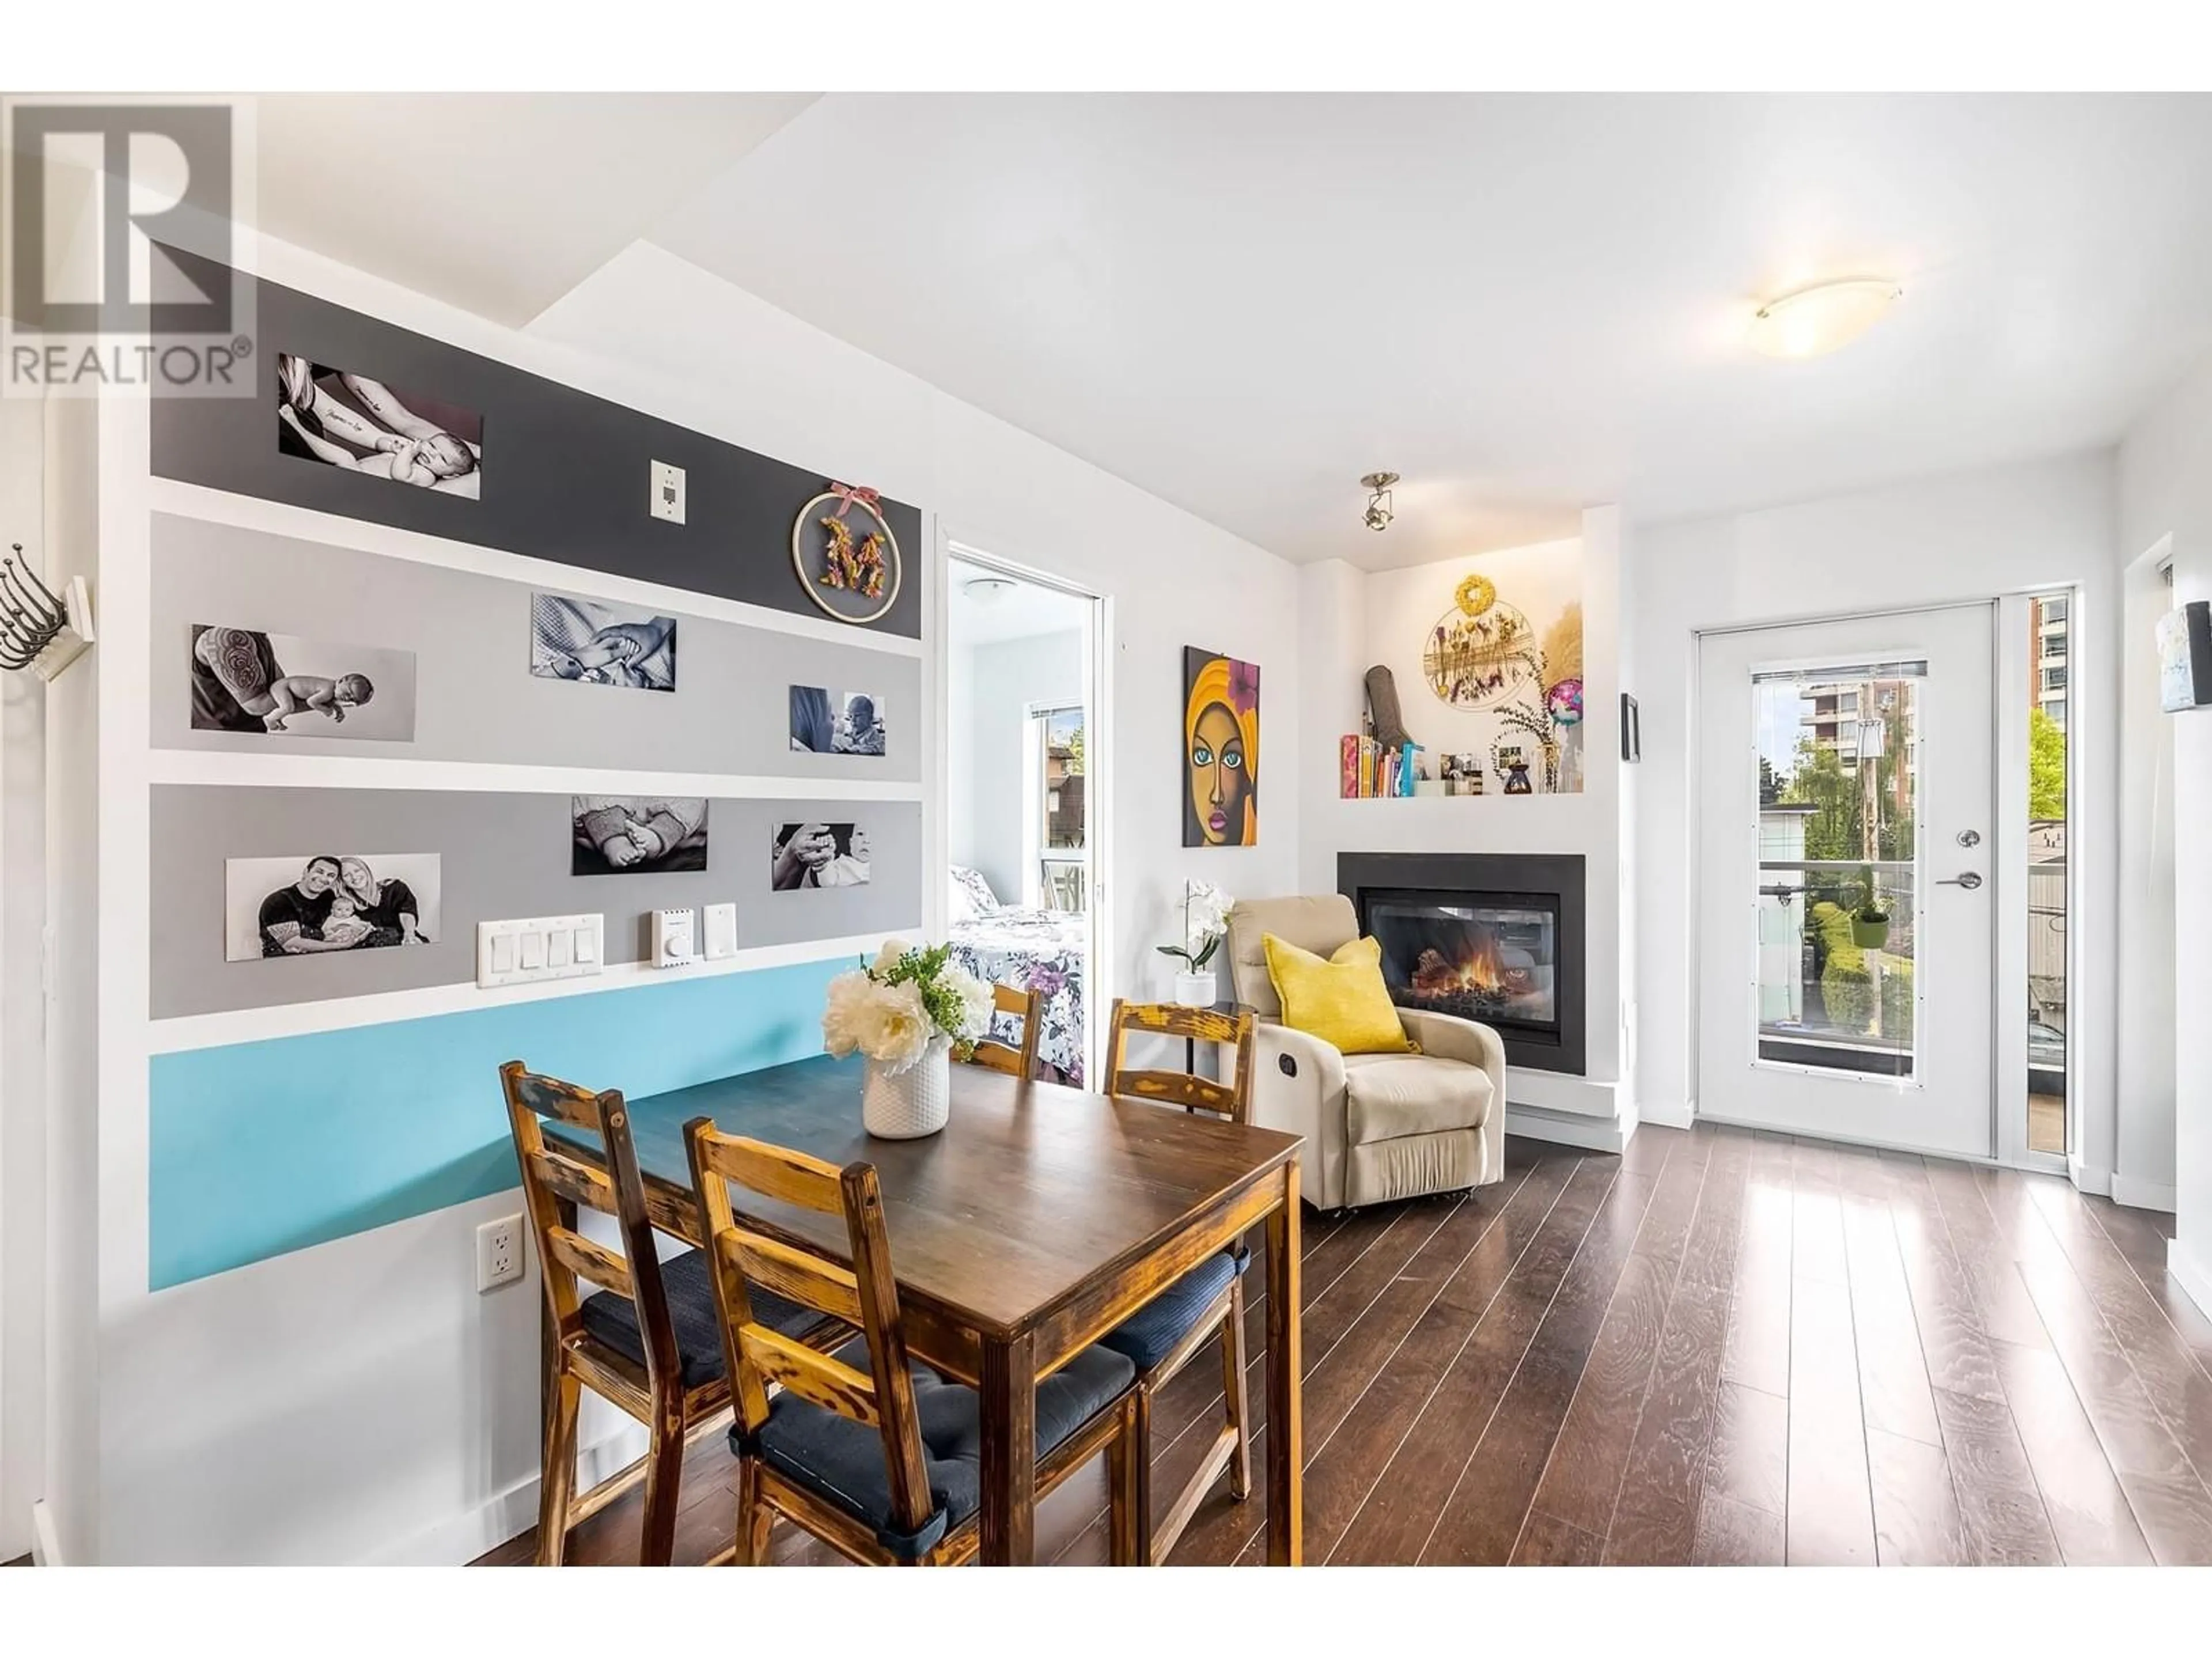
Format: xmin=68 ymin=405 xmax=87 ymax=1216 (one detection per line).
xmin=1157 ymin=879 xmax=1233 ymax=973
xmin=823 ymin=940 xmax=995 ymax=1075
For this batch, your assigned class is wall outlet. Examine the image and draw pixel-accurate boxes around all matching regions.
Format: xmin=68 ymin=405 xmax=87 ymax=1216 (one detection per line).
xmin=477 ymin=1214 xmax=524 ymax=1293
xmin=650 ymin=459 xmax=685 ymax=524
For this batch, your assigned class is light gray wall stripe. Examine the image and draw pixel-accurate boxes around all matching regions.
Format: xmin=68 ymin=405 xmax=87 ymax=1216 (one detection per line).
xmin=151 ymin=513 xmax=921 ymax=781
xmin=150 ymin=785 xmax=919 ymax=1019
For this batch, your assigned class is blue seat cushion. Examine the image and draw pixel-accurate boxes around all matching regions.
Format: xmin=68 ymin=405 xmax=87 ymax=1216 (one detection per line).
xmin=741 ymin=1337 xmax=1136 ymax=1558
xmin=579 ymin=1245 xmax=815 ymax=1391
xmin=1097 ymin=1249 xmax=1243 ymax=1372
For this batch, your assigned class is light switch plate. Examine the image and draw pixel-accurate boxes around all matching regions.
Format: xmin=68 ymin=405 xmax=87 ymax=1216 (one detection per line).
xmin=650 ymin=459 xmax=685 ymax=524
xmin=703 ymin=901 xmax=737 ymax=960
xmin=479 ymin=914 xmax=604 ymax=988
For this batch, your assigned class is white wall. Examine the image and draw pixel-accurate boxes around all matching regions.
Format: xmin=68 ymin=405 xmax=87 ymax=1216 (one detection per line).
xmin=1630 ymin=454 xmax=2123 ymax=1181
xmin=1297 ymin=510 xmax=1634 ymax=1144
xmin=0 ymin=390 xmax=46 ymax=1562
xmin=948 ymin=629 xmax=1082 ymax=906
xmin=531 ymin=245 xmax=1308 ymax=1019
xmin=2117 ymin=346 xmax=2212 ymax=1313
xmin=60 ymin=234 xmax=1304 ymax=1565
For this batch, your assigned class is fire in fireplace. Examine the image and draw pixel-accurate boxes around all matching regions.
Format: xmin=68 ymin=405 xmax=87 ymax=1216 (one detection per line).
xmin=1340 ymin=851 xmax=1587 ymax=1075
xmin=1370 ymin=899 xmax=1559 ymax=1030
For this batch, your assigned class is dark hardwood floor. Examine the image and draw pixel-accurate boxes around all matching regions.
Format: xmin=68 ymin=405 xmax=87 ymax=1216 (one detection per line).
xmin=475 ymin=1124 xmax=2212 ymax=1567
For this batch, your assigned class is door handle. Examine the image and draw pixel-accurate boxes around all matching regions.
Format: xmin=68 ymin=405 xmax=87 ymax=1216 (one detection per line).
xmin=1937 ymin=871 xmax=1983 ymax=889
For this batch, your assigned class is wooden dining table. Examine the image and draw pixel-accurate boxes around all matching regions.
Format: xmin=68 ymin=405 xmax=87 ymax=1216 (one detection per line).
xmin=543 ymin=1051 xmax=1306 ymax=1566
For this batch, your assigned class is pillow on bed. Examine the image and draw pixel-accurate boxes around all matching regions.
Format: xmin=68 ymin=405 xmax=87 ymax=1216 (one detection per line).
xmin=949 ymin=865 xmax=999 ymax=925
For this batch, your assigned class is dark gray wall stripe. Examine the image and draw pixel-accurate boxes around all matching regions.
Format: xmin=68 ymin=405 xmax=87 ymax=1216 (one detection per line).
xmin=149 ymin=251 xmax=923 ymax=638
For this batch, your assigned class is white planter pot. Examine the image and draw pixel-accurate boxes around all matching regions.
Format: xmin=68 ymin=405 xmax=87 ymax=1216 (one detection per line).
xmin=862 ymin=1037 xmax=952 ymax=1139
xmin=1173 ymin=971 xmax=1219 ymax=1008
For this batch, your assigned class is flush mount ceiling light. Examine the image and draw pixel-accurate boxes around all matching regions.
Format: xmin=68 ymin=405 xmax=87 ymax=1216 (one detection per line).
xmin=1361 ymin=471 xmax=1399 ymax=532
xmin=1748 ymin=278 xmax=1903 ymax=359
xmin=962 ymin=575 xmax=1018 ymax=604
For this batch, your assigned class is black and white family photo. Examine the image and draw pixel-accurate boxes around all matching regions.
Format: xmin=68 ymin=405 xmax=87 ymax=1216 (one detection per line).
xmin=789 ymin=686 xmax=888 ymax=755
xmin=226 ymin=853 xmax=441 ymax=963
xmin=190 ymin=624 xmax=418 ymax=741
xmin=276 ymin=354 xmax=483 ymax=498
xmin=771 ymin=823 xmax=873 ymax=890
xmin=531 ymin=593 xmax=678 ymax=694
xmin=572 ymin=796 xmax=710 ymax=876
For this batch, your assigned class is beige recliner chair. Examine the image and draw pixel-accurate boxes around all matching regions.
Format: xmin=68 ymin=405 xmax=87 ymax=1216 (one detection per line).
xmin=1226 ymin=894 xmax=1508 ymax=1210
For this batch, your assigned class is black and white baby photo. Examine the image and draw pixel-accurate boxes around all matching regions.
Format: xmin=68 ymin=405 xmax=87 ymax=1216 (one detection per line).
xmin=532 ymin=593 xmax=678 ymax=694
xmin=276 ymin=354 xmax=483 ymax=498
xmin=226 ymin=853 xmax=441 ymax=963
xmin=190 ymin=624 xmax=418 ymax=741
xmin=770 ymin=823 xmax=873 ymax=890
xmin=572 ymin=796 xmax=710 ymax=876
xmin=789 ymin=686 xmax=888 ymax=755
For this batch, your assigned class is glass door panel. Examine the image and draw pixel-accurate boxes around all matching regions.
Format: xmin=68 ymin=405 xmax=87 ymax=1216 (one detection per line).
xmin=1751 ymin=666 xmax=1922 ymax=1078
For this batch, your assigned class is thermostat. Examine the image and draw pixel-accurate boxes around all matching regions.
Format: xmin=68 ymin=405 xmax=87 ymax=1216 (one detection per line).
xmin=652 ymin=908 xmax=696 ymax=968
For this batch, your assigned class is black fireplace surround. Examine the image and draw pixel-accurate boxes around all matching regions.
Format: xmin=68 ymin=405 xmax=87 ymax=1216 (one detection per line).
xmin=1339 ymin=851 xmax=1587 ymax=1077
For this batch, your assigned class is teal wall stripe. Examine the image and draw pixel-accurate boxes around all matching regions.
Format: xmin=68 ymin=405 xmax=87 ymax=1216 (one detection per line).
xmin=147 ymin=958 xmax=851 ymax=1290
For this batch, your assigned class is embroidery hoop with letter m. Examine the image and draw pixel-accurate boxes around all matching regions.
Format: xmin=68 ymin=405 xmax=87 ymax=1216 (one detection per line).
xmin=791 ymin=481 xmax=903 ymax=626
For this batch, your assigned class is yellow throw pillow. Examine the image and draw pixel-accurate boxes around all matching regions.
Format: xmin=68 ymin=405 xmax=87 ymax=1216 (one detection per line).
xmin=1262 ymin=933 xmax=1414 ymax=1056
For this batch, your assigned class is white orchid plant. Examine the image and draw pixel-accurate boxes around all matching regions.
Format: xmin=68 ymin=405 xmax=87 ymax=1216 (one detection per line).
xmin=823 ymin=940 xmax=996 ymax=1075
xmin=1157 ymin=880 xmax=1233 ymax=975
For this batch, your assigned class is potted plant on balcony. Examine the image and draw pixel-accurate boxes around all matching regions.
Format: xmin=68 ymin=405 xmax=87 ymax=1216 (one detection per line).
xmin=1851 ymin=865 xmax=1891 ymax=950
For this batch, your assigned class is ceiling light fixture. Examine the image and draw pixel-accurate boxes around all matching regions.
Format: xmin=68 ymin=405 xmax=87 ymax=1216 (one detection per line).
xmin=1748 ymin=278 xmax=1903 ymax=359
xmin=962 ymin=575 xmax=1018 ymax=604
xmin=1361 ymin=471 xmax=1399 ymax=533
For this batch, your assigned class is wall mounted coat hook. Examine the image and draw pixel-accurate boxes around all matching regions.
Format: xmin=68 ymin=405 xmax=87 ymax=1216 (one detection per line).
xmin=0 ymin=544 xmax=94 ymax=681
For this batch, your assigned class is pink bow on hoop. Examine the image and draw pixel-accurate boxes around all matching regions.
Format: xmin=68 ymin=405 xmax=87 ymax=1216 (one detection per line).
xmin=827 ymin=481 xmax=881 ymax=520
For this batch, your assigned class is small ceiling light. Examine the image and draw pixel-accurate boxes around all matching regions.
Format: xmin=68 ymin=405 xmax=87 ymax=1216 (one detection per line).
xmin=962 ymin=575 xmax=1017 ymax=604
xmin=1748 ymin=278 xmax=1903 ymax=359
xmin=1361 ymin=471 xmax=1399 ymax=532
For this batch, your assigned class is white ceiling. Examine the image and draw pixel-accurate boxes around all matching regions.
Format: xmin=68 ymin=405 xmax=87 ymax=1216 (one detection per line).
xmin=237 ymin=93 xmax=2212 ymax=571
xmin=946 ymin=559 xmax=1089 ymax=646
xmin=653 ymin=92 xmax=2212 ymax=569
xmin=254 ymin=93 xmax=817 ymax=325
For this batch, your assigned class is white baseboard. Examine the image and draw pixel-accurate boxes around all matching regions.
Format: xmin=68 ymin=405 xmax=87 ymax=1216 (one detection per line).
xmin=365 ymin=1425 xmax=648 ymax=1566
xmin=1505 ymin=1105 xmax=1630 ymax=1155
xmin=2110 ymin=1173 xmax=2177 ymax=1214
xmin=1638 ymin=1099 xmax=1695 ymax=1131
xmin=2172 ymin=1238 xmax=2212 ymax=1327
xmin=2067 ymin=1157 xmax=2111 ymax=1197
xmin=29 ymin=1499 xmax=62 ymax=1566
xmin=1505 ymin=1070 xmax=1620 ymax=1120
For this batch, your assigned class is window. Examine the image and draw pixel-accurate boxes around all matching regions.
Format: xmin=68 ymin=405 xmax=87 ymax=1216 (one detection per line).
xmin=2043 ymin=665 xmax=2067 ymax=692
xmin=2041 ymin=596 xmax=2068 ymax=624
xmin=1034 ymin=704 xmax=1086 ymax=911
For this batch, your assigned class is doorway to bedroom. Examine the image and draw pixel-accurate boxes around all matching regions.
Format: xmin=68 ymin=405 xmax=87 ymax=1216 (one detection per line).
xmin=944 ymin=549 xmax=1107 ymax=1086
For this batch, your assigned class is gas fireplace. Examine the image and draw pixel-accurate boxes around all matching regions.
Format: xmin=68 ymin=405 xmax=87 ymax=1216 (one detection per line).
xmin=1339 ymin=851 xmax=1586 ymax=1075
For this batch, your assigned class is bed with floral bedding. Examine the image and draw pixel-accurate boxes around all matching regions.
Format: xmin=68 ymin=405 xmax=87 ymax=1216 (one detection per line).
xmin=946 ymin=866 xmax=1088 ymax=1085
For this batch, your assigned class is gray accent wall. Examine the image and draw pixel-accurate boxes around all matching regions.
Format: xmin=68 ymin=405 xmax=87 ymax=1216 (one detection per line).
xmin=151 ymin=786 xmax=921 ymax=1018
xmin=153 ymin=514 xmax=921 ymax=781
xmin=148 ymin=256 xmax=923 ymax=637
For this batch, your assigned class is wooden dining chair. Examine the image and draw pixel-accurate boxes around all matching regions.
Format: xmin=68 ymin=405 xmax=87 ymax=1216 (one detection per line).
xmin=683 ymin=1118 xmax=1149 ymax=1566
xmin=963 ymin=981 xmax=1043 ymax=1079
xmin=1098 ymin=999 xmax=1260 ymax=1562
xmin=501 ymin=1060 xmax=837 ymax=1566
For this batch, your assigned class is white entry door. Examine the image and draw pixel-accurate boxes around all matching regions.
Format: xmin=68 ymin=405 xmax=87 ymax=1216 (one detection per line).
xmin=1696 ymin=607 xmax=1996 ymax=1157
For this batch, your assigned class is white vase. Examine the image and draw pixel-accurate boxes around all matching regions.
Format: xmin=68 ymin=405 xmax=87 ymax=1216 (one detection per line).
xmin=1173 ymin=970 xmax=1219 ymax=1008
xmin=862 ymin=1036 xmax=952 ymax=1139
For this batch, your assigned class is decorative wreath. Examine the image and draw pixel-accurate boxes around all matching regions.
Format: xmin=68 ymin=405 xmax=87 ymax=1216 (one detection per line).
xmin=1455 ymin=573 xmax=1497 ymax=618
xmin=791 ymin=482 xmax=902 ymax=626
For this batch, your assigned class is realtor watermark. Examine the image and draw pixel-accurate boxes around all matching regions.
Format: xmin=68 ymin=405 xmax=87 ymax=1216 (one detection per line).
xmin=3 ymin=94 xmax=256 ymax=397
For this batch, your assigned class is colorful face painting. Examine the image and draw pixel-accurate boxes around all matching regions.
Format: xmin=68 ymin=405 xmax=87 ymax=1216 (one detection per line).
xmin=1182 ymin=647 xmax=1260 ymax=847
